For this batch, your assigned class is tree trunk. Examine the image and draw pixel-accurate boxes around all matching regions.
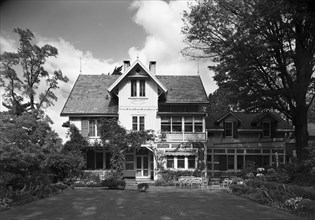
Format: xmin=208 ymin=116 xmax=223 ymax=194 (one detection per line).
xmin=294 ymin=95 xmax=309 ymax=161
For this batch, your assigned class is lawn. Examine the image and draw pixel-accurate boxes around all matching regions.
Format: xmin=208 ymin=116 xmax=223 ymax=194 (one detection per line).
xmin=0 ymin=186 xmax=305 ymax=220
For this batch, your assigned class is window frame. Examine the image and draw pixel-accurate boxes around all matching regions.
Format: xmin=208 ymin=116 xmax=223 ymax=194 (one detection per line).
xmin=225 ymin=121 xmax=233 ymax=137
xmin=132 ymin=116 xmax=145 ymax=131
xmin=262 ymin=121 xmax=271 ymax=137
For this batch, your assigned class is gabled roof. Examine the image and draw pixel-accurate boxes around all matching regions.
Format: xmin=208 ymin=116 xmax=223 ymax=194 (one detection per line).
xmin=251 ymin=112 xmax=280 ymax=124
xmin=215 ymin=112 xmax=242 ymax=123
xmin=206 ymin=112 xmax=293 ymax=130
xmin=60 ymin=75 xmax=119 ymax=116
xmin=157 ymin=75 xmax=208 ymax=103
xmin=108 ymin=60 xmax=167 ymax=93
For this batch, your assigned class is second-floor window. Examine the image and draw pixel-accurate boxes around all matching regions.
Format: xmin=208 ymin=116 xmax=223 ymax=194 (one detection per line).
xmin=133 ymin=116 xmax=145 ymax=131
xmin=262 ymin=121 xmax=271 ymax=137
xmin=88 ymin=119 xmax=101 ymax=137
xmin=225 ymin=121 xmax=233 ymax=137
xmin=161 ymin=116 xmax=203 ymax=133
xmin=131 ymin=80 xmax=146 ymax=97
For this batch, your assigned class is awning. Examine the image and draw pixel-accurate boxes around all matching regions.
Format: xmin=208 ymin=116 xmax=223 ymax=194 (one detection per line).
xmin=165 ymin=151 xmax=197 ymax=156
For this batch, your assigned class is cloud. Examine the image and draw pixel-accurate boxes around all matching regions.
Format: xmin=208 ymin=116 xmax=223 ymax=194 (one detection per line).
xmin=0 ymin=36 xmax=17 ymax=53
xmin=0 ymin=34 xmax=121 ymax=142
xmin=0 ymin=0 xmax=217 ymax=143
xmin=129 ymin=0 xmax=216 ymax=94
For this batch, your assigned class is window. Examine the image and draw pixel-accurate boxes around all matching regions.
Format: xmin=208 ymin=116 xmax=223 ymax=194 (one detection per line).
xmin=132 ymin=116 xmax=145 ymax=131
xmin=140 ymin=80 xmax=145 ymax=97
xmin=194 ymin=117 xmax=203 ymax=132
xmin=188 ymin=156 xmax=196 ymax=169
xmin=125 ymin=154 xmax=134 ymax=170
xmin=89 ymin=120 xmax=96 ymax=136
xmin=161 ymin=116 xmax=203 ymax=133
xmin=131 ymin=80 xmax=146 ymax=97
xmin=161 ymin=116 xmax=171 ymax=132
xmin=184 ymin=117 xmax=193 ymax=132
xmin=131 ymin=80 xmax=137 ymax=97
xmin=177 ymin=156 xmax=185 ymax=168
xmin=262 ymin=121 xmax=271 ymax=137
xmin=167 ymin=156 xmax=174 ymax=168
xmin=95 ymin=152 xmax=104 ymax=169
xmin=227 ymin=155 xmax=234 ymax=170
xmin=172 ymin=117 xmax=182 ymax=132
xmin=225 ymin=121 xmax=233 ymax=137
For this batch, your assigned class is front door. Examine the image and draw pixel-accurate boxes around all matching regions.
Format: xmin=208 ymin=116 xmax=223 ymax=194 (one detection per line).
xmin=136 ymin=155 xmax=149 ymax=178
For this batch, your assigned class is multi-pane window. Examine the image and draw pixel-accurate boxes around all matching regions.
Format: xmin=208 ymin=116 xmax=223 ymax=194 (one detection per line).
xmin=177 ymin=156 xmax=185 ymax=168
xmin=161 ymin=116 xmax=171 ymax=132
xmin=184 ymin=117 xmax=193 ymax=132
xmin=131 ymin=80 xmax=146 ymax=97
xmin=89 ymin=119 xmax=96 ymax=136
xmin=132 ymin=116 xmax=145 ymax=131
xmin=172 ymin=116 xmax=182 ymax=132
xmin=131 ymin=80 xmax=137 ymax=97
xmin=225 ymin=121 xmax=233 ymax=137
xmin=262 ymin=121 xmax=271 ymax=137
xmin=167 ymin=156 xmax=174 ymax=168
xmin=140 ymin=80 xmax=145 ymax=97
xmin=161 ymin=116 xmax=203 ymax=133
xmin=194 ymin=117 xmax=203 ymax=132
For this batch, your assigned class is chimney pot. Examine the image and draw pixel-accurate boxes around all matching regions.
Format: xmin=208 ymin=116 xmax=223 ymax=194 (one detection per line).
xmin=149 ymin=61 xmax=156 ymax=74
xmin=123 ymin=60 xmax=130 ymax=72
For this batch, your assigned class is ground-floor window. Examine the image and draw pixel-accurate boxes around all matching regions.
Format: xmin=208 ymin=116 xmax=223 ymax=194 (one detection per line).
xmin=166 ymin=155 xmax=196 ymax=170
xmin=207 ymin=148 xmax=285 ymax=171
xmin=86 ymin=150 xmax=111 ymax=170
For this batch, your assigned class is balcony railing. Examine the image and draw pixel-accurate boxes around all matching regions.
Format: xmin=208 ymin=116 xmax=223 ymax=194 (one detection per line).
xmin=164 ymin=132 xmax=206 ymax=142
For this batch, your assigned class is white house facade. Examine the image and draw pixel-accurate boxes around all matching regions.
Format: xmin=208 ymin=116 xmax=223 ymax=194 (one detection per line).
xmin=61 ymin=60 xmax=209 ymax=180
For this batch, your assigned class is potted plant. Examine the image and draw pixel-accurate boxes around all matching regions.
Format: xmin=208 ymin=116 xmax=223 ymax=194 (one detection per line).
xmin=137 ymin=183 xmax=149 ymax=192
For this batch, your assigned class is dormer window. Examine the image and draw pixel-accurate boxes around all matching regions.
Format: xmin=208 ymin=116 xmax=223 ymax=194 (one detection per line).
xmin=262 ymin=121 xmax=271 ymax=137
xmin=225 ymin=121 xmax=233 ymax=137
xmin=131 ymin=79 xmax=146 ymax=97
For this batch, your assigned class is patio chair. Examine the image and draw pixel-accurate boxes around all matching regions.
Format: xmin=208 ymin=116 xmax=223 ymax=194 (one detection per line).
xmin=200 ymin=177 xmax=209 ymax=190
xmin=209 ymin=178 xmax=221 ymax=189
xmin=190 ymin=177 xmax=202 ymax=188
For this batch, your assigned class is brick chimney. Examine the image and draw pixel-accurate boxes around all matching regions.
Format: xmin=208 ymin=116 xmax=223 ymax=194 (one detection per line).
xmin=149 ymin=61 xmax=156 ymax=74
xmin=123 ymin=60 xmax=130 ymax=72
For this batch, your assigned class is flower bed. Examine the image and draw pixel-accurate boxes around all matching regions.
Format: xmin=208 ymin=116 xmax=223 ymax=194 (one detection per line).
xmin=230 ymin=179 xmax=315 ymax=217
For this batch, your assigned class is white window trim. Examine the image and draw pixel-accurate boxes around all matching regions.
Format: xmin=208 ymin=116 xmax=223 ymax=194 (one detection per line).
xmin=130 ymin=80 xmax=146 ymax=98
xmin=132 ymin=115 xmax=145 ymax=131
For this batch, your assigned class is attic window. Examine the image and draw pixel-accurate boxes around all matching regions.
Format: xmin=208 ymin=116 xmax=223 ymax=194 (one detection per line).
xmin=262 ymin=122 xmax=271 ymax=137
xmin=136 ymin=68 xmax=141 ymax=74
xmin=225 ymin=121 xmax=233 ymax=137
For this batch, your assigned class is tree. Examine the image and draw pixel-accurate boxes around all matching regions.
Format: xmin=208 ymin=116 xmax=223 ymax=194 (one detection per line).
xmin=99 ymin=119 xmax=154 ymax=176
xmin=182 ymin=0 xmax=315 ymax=160
xmin=110 ymin=65 xmax=123 ymax=75
xmin=208 ymin=88 xmax=238 ymax=113
xmin=0 ymin=28 xmax=69 ymax=115
xmin=0 ymin=111 xmax=63 ymax=189
xmin=63 ymin=125 xmax=89 ymax=153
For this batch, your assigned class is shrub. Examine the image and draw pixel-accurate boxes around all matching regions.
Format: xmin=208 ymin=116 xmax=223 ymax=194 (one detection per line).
xmin=101 ymin=177 xmax=126 ymax=189
xmin=137 ymin=183 xmax=149 ymax=192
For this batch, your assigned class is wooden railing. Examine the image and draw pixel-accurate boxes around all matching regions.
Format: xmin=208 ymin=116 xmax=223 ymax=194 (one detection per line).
xmin=164 ymin=132 xmax=206 ymax=142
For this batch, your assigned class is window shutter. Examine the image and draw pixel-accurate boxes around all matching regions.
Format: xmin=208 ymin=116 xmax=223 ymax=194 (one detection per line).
xmin=233 ymin=121 xmax=238 ymax=138
xmin=81 ymin=119 xmax=89 ymax=138
xmin=222 ymin=121 xmax=226 ymax=137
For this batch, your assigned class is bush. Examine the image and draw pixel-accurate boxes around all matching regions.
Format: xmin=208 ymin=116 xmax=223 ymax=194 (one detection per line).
xmin=158 ymin=170 xmax=201 ymax=183
xmin=101 ymin=177 xmax=126 ymax=190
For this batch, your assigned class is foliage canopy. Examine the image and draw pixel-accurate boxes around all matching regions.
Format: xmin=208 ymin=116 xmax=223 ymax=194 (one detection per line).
xmin=182 ymin=0 xmax=315 ymax=159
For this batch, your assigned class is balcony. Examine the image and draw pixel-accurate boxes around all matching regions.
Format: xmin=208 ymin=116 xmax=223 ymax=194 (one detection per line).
xmin=163 ymin=132 xmax=206 ymax=142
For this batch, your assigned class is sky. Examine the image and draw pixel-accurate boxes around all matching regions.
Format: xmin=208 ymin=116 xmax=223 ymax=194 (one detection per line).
xmin=0 ymin=0 xmax=216 ymax=142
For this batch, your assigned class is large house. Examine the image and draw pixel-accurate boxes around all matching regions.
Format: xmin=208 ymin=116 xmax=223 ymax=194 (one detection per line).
xmin=206 ymin=112 xmax=294 ymax=175
xmin=61 ymin=60 xmax=209 ymax=180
